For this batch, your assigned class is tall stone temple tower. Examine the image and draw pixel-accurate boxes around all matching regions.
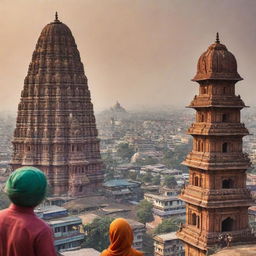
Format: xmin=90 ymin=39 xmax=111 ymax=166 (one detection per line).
xmin=11 ymin=13 xmax=104 ymax=196
xmin=177 ymin=34 xmax=255 ymax=255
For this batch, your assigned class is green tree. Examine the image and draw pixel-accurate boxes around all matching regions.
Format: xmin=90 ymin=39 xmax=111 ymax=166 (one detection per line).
xmin=128 ymin=171 xmax=138 ymax=181
xmin=164 ymin=175 xmax=177 ymax=188
xmin=136 ymin=200 xmax=154 ymax=224
xmin=142 ymin=233 xmax=154 ymax=255
xmin=116 ymin=143 xmax=135 ymax=160
xmin=141 ymin=173 xmax=153 ymax=183
xmin=161 ymin=142 xmax=191 ymax=171
xmin=102 ymin=151 xmax=118 ymax=181
xmin=152 ymin=175 xmax=161 ymax=185
xmin=154 ymin=218 xmax=180 ymax=234
xmin=0 ymin=191 xmax=10 ymax=210
xmin=135 ymin=156 xmax=158 ymax=166
xmin=82 ymin=217 xmax=114 ymax=252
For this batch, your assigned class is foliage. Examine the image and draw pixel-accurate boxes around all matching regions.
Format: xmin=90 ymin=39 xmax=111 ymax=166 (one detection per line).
xmin=116 ymin=143 xmax=135 ymax=160
xmin=142 ymin=233 xmax=154 ymax=255
xmin=164 ymin=175 xmax=177 ymax=188
xmin=102 ymin=151 xmax=118 ymax=170
xmin=154 ymin=218 xmax=180 ymax=235
xmin=82 ymin=216 xmax=114 ymax=252
xmin=102 ymin=151 xmax=118 ymax=180
xmin=141 ymin=173 xmax=153 ymax=183
xmin=0 ymin=191 xmax=10 ymax=210
xmin=136 ymin=200 xmax=154 ymax=224
xmin=135 ymin=156 xmax=158 ymax=166
xmin=161 ymin=143 xmax=191 ymax=171
xmin=152 ymin=175 xmax=161 ymax=185
xmin=127 ymin=171 xmax=138 ymax=181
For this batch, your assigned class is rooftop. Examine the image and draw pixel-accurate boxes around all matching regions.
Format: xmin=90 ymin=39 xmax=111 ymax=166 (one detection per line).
xmin=61 ymin=248 xmax=100 ymax=256
xmin=103 ymin=179 xmax=138 ymax=187
xmin=35 ymin=205 xmax=67 ymax=214
xmin=126 ymin=218 xmax=145 ymax=229
xmin=154 ymin=232 xmax=179 ymax=241
xmin=212 ymin=244 xmax=256 ymax=256
xmin=47 ymin=216 xmax=82 ymax=226
xmin=145 ymin=193 xmax=180 ymax=201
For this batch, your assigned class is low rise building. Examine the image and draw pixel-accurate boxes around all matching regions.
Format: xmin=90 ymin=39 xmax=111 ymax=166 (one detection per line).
xmin=126 ymin=219 xmax=146 ymax=251
xmin=35 ymin=206 xmax=85 ymax=252
xmin=249 ymin=205 xmax=256 ymax=234
xmin=144 ymin=193 xmax=185 ymax=220
xmin=103 ymin=179 xmax=142 ymax=202
xmin=154 ymin=232 xmax=184 ymax=256
xmin=60 ymin=248 xmax=100 ymax=256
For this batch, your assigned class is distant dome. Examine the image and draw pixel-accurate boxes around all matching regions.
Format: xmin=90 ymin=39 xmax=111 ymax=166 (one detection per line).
xmin=192 ymin=34 xmax=242 ymax=82
xmin=111 ymin=101 xmax=127 ymax=113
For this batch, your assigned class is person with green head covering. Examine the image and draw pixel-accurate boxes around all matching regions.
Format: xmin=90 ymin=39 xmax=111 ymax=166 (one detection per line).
xmin=0 ymin=166 xmax=57 ymax=256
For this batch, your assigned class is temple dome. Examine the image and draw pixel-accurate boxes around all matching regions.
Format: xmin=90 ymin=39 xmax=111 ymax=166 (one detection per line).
xmin=28 ymin=12 xmax=84 ymax=76
xmin=192 ymin=34 xmax=242 ymax=82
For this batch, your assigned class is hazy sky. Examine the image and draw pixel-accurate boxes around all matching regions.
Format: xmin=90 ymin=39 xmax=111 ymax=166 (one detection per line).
xmin=0 ymin=0 xmax=256 ymax=112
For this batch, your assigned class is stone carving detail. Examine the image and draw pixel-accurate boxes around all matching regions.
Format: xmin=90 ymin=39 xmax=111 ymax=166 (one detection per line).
xmin=11 ymin=15 xmax=104 ymax=196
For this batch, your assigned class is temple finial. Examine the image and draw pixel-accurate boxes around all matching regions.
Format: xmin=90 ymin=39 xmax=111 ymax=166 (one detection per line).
xmin=215 ymin=32 xmax=220 ymax=44
xmin=55 ymin=11 xmax=59 ymax=21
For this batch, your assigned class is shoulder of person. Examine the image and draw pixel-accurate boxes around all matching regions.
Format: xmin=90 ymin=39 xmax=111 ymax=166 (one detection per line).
xmin=100 ymin=249 xmax=108 ymax=256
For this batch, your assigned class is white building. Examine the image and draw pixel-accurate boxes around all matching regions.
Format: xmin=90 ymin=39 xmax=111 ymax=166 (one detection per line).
xmin=154 ymin=232 xmax=184 ymax=256
xmin=60 ymin=248 xmax=100 ymax=256
xmin=144 ymin=193 xmax=185 ymax=219
xmin=35 ymin=206 xmax=84 ymax=252
xmin=126 ymin=218 xmax=146 ymax=251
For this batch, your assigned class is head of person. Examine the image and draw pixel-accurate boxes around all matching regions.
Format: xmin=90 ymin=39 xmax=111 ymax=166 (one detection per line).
xmin=106 ymin=218 xmax=135 ymax=256
xmin=5 ymin=166 xmax=47 ymax=207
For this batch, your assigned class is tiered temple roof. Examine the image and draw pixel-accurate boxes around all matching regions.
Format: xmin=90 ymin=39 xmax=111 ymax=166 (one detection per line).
xmin=11 ymin=13 xmax=104 ymax=196
xmin=177 ymin=34 xmax=255 ymax=255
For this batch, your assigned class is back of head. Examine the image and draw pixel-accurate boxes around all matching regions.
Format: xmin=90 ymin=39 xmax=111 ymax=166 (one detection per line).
xmin=5 ymin=166 xmax=47 ymax=207
xmin=102 ymin=218 xmax=143 ymax=256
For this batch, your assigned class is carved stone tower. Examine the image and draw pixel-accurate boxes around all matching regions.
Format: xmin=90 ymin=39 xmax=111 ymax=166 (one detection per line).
xmin=177 ymin=34 xmax=255 ymax=255
xmin=11 ymin=13 xmax=104 ymax=196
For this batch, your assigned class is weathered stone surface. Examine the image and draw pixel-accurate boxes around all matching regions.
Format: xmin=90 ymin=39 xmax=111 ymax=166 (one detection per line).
xmin=177 ymin=35 xmax=255 ymax=256
xmin=212 ymin=244 xmax=256 ymax=256
xmin=192 ymin=37 xmax=242 ymax=81
xmin=11 ymin=14 xmax=104 ymax=197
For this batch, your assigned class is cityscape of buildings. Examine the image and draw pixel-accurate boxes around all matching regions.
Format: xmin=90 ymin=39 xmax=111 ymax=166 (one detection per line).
xmin=0 ymin=4 xmax=256 ymax=256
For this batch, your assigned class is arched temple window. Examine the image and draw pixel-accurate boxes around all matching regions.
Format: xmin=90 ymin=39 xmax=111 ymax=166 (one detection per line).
xmin=222 ymin=114 xmax=228 ymax=122
xmin=201 ymin=141 xmax=204 ymax=152
xmin=196 ymin=216 xmax=200 ymax=228
xmin=194 ymin=176 xmax=199 ymax=186
xmin=221 ymin=217 xmax=234 ymax=232
xmin=222 ymin=143 xmax=228 ymax=153
xmin=222 ymin=179 xmax=234 ymax=189
xmin=192 ymin=213 xmax=197 ymax=226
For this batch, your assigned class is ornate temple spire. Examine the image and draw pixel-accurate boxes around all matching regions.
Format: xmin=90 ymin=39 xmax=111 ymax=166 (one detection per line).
xmin=215 ymin=32 xmax=220 ymax=44
xmin=53 ymin=11 xmax=61 ymax=23
xmin=55 ymin=11 xmax=58 ymax=21
xmin=177 ymin=36 xmax=255 ymax=255
xmin=11 ymin=16 xmax=104 ymax=196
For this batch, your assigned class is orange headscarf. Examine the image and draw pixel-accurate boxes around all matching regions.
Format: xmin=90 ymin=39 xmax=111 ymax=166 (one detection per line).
xmin=100 ymin=218 xmax=144 ymax=256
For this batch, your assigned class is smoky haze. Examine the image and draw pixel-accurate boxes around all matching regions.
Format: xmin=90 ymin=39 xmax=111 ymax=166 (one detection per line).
xmin=0 ymin=0 xmax=256 ymax=113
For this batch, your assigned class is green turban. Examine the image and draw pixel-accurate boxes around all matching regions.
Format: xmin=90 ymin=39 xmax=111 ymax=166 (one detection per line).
xmin=5 ymin=166 xmax=47 ymax=207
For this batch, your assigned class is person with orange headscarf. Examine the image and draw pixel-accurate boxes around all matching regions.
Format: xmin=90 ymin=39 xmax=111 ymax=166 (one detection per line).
xmin=101 ymin=218 xmax=144 ymax=256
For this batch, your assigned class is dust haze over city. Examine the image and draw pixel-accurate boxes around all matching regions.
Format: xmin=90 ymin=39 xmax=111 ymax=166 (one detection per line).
xmin=1 ymin=1 xmax=256 ymax=256
xmin=1 ymin=0 xmax=256 ymax=113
